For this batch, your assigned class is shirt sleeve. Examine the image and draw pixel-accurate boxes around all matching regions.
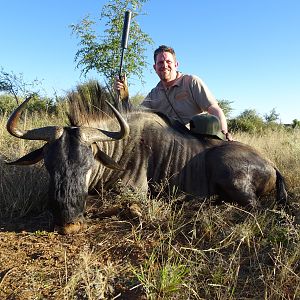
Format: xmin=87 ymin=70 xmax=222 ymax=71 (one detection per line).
xmin=189 ymin=75 xmax=218 ymax=111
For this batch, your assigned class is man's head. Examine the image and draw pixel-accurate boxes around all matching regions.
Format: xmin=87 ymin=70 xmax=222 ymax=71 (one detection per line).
xmin=153 ymin=45 xmax=179 ymax=83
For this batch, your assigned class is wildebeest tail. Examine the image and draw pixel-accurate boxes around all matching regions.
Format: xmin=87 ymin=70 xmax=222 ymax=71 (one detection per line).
xmin=275 ymin=168 xmax=288 ymax=206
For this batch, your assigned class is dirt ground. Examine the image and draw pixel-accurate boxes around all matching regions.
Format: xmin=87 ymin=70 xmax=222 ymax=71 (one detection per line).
xmin=0 ymin=199 xmax=153 ymax=300
xmin=1 ymin=192 xmax=299 ymax=300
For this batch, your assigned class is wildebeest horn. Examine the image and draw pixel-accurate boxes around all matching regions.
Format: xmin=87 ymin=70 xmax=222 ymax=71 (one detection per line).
xmin=80 ymin=100 xmax=130 ymax=143
xmin=7 ymin=97 xmax=129 ymax=143
xmin=7 ymin=95 xmax=63 ymax=142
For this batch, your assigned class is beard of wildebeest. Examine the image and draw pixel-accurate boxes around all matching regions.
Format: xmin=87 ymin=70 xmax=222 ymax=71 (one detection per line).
xmin=43 ymin=128 xmax=94 ymax=228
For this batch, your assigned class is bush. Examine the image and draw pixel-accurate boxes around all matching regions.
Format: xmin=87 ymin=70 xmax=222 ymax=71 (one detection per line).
xmin=292 ymin=119 xmax=300 ymax=129
xmin=229 ymin=109 xmax=265 ymax=133
xmin=0 ymin=94 xmax=16 ymax=114
xmin=0 ymin=93 xmax=59 ymax=115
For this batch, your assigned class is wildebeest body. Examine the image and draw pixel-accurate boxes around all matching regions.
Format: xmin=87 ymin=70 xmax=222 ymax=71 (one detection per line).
xmin=90 ymin=112 xmax=278 ymax=205
xmin=87 ymin=111 xmax=209 ymax=197
xmin=6 ymin=82 xmax=287 ymax=233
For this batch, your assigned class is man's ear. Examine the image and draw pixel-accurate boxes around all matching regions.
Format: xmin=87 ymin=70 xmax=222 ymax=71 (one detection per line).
xmin=175 ymin=61 xmax=179 ymax=68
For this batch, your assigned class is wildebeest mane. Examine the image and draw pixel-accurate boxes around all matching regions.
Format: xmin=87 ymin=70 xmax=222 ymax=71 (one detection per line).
xmin=67 ymin=80 xmax=117 ymax=127
xmin=66 ymin=80 xmax=185 ymax=133
xmin=153 ymin=111 xmax=191 ymax=134
xmin=66 ymin=80 xmax=206 ymax=137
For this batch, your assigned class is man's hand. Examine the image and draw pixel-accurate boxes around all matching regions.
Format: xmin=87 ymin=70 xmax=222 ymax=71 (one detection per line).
xmin=221 ymin=130 xmax=233 ymax=141
xmin=115 ymin=74 xmax=129 ymax=102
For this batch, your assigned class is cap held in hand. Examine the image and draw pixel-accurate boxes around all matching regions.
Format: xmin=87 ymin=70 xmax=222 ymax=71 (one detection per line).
xmin=189 ymin=114 xmax=226 ymax=141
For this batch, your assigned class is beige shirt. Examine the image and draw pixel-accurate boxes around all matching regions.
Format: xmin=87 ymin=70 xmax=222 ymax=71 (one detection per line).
xmin=141 ymin=73 xmax=218 ymax=125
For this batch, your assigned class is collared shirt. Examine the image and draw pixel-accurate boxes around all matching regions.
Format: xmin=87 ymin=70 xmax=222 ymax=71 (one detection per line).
xmin=141 ymin=73 xmax=218 ymax=125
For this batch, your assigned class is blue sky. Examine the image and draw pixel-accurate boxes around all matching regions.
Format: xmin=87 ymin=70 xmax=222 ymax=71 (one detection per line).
xmin=1 ymin=0 xmax=299 ymax=123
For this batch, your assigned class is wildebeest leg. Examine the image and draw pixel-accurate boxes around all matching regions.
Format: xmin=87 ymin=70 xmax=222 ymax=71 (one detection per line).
xmin=205 ymin=143 xmax=278 ymax=210
xmin=207 ymin=163 xmax=260 ymax=209
xmin=216 ymin=181 xmax=259 ymax=209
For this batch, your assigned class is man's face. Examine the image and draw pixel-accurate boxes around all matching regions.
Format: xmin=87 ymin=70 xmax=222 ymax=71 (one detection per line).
xmin=153 ymin=51 xmax=178 ymax=82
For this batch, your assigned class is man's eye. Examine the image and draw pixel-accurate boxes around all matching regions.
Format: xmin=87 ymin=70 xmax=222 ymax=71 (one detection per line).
xmin=157 ymin=60 xmax=173 ymax=66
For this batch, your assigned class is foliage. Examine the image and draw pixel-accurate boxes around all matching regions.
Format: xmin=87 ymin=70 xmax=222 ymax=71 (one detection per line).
xmin=129 ymin=92 xmax=145 ymax=107
xmin=0 ymin=67 xmax=68 ymax=116
xmin=0 ymin=67 xmax=42 ymax=105
xmin=218 ymin=99 xmax=234 ymax=119
xmin=133 ymin=250 xmax=189 ymax=299
xmin=0 ymin=93 xmax=57 ymax=115
xmin=229 ymin=108 xmax=266 ymax=133
xmin=292 ymin=119 xmax=300 ymax=129
xmin=264 ymin=108 xmax=280 ymax=123
xmin=70 ymin=0 xmax=153 ymax=88
xmin=0 ymin=94 xmax=16 ymax=114
xmin=228 ymin=107 xmax=289 ymax=133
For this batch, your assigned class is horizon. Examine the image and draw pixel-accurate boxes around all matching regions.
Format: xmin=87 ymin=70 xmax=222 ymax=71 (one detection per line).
xmin=1 ymin=0 xmax=299 ymax=123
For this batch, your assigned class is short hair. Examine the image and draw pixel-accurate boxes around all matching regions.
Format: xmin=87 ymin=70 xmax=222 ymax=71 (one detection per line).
xmin=153 ymin=45 xmax=176 ymax=63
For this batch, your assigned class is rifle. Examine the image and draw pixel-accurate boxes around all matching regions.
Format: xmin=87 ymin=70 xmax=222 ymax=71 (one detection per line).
xmin=117 ymin=11 xmax=132 ymax=112
xmin=119 ymin=10 xmax=132 ymax=79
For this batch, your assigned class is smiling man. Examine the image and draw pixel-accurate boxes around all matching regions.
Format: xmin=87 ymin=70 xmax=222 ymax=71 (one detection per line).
xmin=117 ymin=45 xmax=232 ymax=141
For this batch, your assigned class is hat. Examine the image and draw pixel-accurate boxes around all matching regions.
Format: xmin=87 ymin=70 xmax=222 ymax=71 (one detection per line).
xmin=189 ymin=114 xmax=226 ymax=141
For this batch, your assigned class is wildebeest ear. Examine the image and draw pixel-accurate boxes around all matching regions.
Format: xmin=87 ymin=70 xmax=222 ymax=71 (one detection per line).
xmin=95 ymin=150 xmax=124 ymax=170
xmin=6 ymin=146 xmax=45 ymax=165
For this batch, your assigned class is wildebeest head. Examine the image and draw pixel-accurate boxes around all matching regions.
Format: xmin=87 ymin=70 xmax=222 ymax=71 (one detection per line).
xmin=6 ymin=84 xmax=129 ymax=234
xmin=42 ymin=127 xmax=95 ymax=233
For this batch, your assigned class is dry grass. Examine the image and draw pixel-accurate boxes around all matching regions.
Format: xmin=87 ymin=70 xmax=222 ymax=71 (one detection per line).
xmin=0 ymin=111 xmax=299 ymax=299
xmin=234 ymin=128 xmax=300 ymax=190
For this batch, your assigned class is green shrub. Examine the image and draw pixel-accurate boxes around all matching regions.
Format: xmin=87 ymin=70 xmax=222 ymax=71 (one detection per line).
xmin=229 ymin=109 xmax=266 ymax=133
xmin=0 ymin=93 xmax=59 ymax=115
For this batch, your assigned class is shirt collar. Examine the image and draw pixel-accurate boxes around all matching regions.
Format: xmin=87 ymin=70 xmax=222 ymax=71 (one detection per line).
xmin=157 ymin=72 xmax=183 ymax=90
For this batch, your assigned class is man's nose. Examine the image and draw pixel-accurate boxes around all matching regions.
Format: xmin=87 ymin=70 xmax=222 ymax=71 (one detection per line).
xmin=162 ymin=61 xmax=168 ymax=67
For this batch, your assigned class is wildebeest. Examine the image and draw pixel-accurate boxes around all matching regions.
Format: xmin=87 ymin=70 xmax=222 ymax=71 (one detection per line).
xmin=6 ymin=81 xmax=287 ymax=234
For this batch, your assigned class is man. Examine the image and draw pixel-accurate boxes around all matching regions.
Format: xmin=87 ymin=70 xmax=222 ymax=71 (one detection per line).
xmin=116 ymin=45 xmax=233 ymax=141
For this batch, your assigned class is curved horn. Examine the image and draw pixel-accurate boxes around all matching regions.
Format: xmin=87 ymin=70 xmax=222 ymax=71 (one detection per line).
xmin=80 ymin=100 xmax=130 ymax=143
xmin=7 ymin=95 xmax=63 ymax=142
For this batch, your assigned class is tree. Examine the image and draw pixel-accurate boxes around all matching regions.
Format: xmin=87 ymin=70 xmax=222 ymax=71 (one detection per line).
xmin=229 ymin=109 xmax=265 ymax=133
xmin=0 ymin=68 xmax=41 ymax=105
xmin=70 ymin=0 xmax=153 ymax=89
xmin=0 ymin=67 xmax=60 ymax=115
xmin=130 ymin=92 xmax=144 ymax=107
xmin=0 ymin=92 xmax=57 ymax=115
xmin=217 ymin=99 xmax=234 ymax=119
xmin=264 ymin=108 xmax=280 ymax=123
xmin=292 ymin=119 xmax=300 ymax=129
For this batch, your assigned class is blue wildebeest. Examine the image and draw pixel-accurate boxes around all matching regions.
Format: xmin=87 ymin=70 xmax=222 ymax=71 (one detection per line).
xmin=7 ymin=82 xmax=287 ymax=234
